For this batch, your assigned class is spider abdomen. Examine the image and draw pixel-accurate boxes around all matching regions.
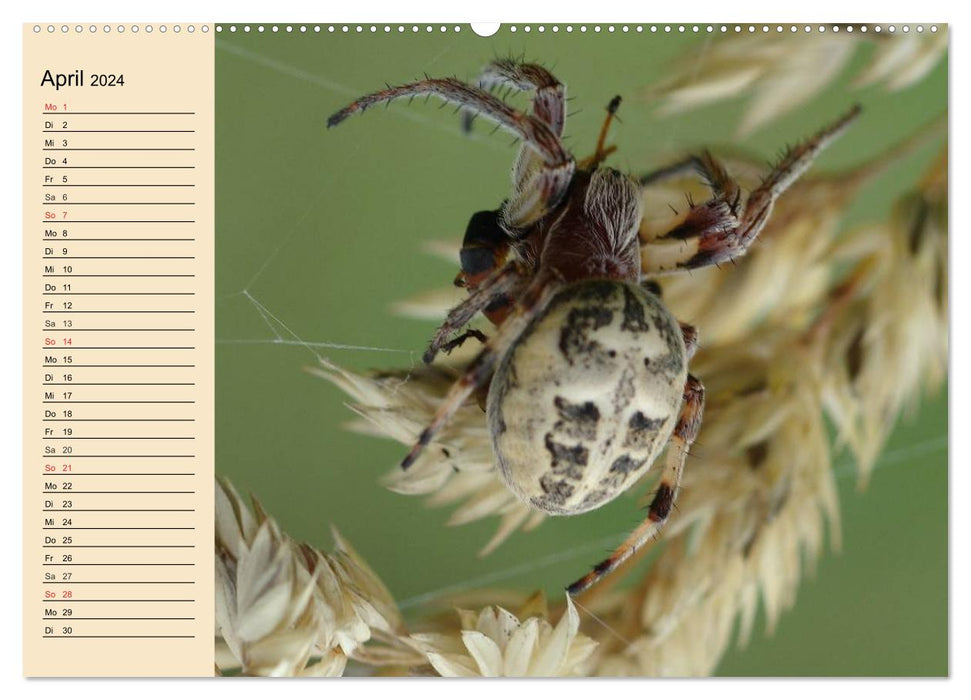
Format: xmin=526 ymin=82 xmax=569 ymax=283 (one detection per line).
xmin=487 ymin=280 xmax=687 ymax=515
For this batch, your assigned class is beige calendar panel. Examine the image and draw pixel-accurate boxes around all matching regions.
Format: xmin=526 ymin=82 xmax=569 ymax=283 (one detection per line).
xmin=23 ymin=24 xmax=215 ymax=677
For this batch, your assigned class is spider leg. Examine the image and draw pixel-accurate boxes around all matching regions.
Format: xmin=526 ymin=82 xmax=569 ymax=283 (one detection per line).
xmin=640 ymin=278 xmax=663 ymax=298
xmin=641 ymin=105 xmax=861 ymax=274
xmin=402 ymin=279 xmax=560 ymax=470
xmin=464 ymin=59 xmax=566 ymax=136
xmin=327 ymin=77 xmax=572 ymax=169
xmin=567 ymin=374 xmax=705 ymax=595
xmin=461 ymin=61 xmax=574 ymax=231
xmin=680 ymin=322 xmax=699 ymax=361
xmin=503 ymin=160 xmax=577 ymax=230
xmin=424 ymin=261 xmax=527 ymax=364
xmin=328 ymin=76 xmax=577 ymax=234
xmin=637 ymin=155 xmax=699 ymax=187
xmin=440 ymin=328 xmax=489 ymax=355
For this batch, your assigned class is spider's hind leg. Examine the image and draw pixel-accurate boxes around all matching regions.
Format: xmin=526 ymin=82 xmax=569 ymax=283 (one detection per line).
xmin=567 ymin=373 xmax=705 ymax=595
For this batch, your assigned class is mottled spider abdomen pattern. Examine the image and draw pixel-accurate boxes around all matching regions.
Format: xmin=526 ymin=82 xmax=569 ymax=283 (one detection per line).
xmin=487 ymin=280 xmax=687 ymax=515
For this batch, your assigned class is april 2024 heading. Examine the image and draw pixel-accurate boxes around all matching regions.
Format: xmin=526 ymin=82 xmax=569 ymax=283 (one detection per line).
xmin=40 ymin=69 xmax=126 ymax=89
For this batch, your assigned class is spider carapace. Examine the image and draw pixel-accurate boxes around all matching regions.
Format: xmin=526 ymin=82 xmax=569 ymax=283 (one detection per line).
xmin=328 ymin=59 xmax=859 ymax=595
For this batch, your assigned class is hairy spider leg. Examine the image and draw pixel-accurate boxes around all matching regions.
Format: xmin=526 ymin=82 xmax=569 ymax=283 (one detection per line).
xmin=402 ymin=280 xmax=560 ymax=470
xmin=463 ymin=61 xmax=567 ymax=219
xmin=439 ymin=328 xmax=489 ymax=356
xmin=463 ymin=59 xmax=566 ymax=136
xmin=424 ymin=260 xmax=528 ymax=364
xmin=640 ymin=105 xmax=862 ymax=274
xmin=568 ymin=373 xmax=705 ymax=595
xmin=637 ymin=156 xmax=699 ymax=187
xmin=679 ymin=321 xmax=699 ymax=361
xmin=467 ymin=61 xmax=570 ymax=229
xmin=327 ymin=77 xmax=571 ymax=169
xmin=327 ymin=75 xmax=576 ymax=235
xmin=504 ymin=157 xmax=576 ymax=230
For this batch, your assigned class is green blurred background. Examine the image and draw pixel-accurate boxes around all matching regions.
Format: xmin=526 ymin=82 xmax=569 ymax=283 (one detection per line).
xmin=214 ymin=26 xmax=947 ymax=675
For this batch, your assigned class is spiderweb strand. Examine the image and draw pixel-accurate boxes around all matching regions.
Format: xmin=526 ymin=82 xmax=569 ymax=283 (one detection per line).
xmin=225 ymin=291 xmax=414 ymax=364
xmin=571 ymin=596 xmax=638 ymax=654
xmin=216 ymin=337 xmax=413 ymax=355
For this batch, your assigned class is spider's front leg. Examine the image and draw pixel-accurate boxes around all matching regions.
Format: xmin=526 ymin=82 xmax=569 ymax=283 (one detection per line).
xmin=327 ymin=75 xmax=576 ymax=239
xmin=468 ymin=61 xmax=574 ymax=231
xmin=422 ymin=209 xmax=529 ymax=364
xmin=568 ymin=372 xmax=705 ymax=595
xmin=424 ymin=259 xmax=527 ymax=364
xmin=464 ymin=59 xmax=565 ymax=136
xmin=327 ymin=76 xmax=571 ymax=171
xmin=439 ymin=328 xmax=489 ymax=356
xmin=403 ymin=277 xmax=560 ymax=470
xmin=640 ymin=105 xmax=861 ymax=274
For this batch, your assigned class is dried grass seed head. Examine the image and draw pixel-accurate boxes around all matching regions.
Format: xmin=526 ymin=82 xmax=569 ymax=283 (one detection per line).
xmin=215 ymin=478 xmax=404 ymax=676
xmin=819 ymin=153 xmax=948 ymax=482
xmin=310 ymin=360 xmax=548 ymax=554
xmin=405 ymin=596 xmax=597 ymax=677
xmin=649 ymin=32 xmax=945 ymax=135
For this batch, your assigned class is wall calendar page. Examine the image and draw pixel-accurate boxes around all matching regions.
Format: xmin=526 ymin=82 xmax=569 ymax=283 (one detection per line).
xmin=18 ymin=18 xmax=949 ymax=682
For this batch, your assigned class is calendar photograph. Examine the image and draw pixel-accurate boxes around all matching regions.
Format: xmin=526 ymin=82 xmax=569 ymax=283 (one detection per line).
xmin=209 ymin=24 xmax=948 ymax=678
xmin=20 ymin=20 xmax=948 ymax=680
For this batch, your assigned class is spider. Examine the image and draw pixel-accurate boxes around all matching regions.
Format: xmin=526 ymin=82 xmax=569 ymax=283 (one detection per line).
xmin=328 ymin=59 xmax=859 ymax=595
